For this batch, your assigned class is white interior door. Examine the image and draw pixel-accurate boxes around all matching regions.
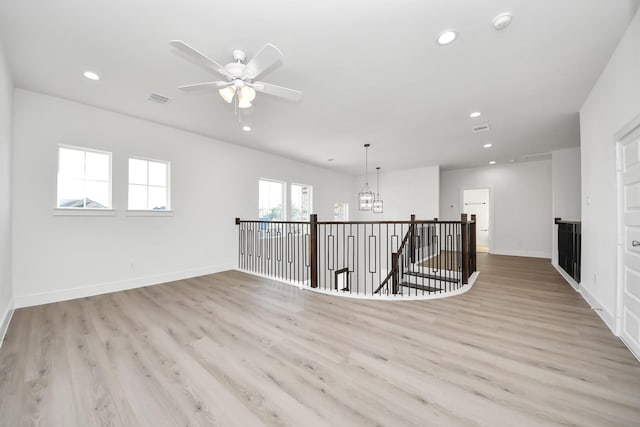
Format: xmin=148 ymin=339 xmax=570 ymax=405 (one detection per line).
xmin=463 ymin=189 xmax=490 ymax=253
xmin=619 ymin=118 xmax=640 ymax=359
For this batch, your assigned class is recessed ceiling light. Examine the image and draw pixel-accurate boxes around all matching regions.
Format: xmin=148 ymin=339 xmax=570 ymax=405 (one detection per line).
xmin=437 ymin=30 xmax=457 ymax=45
xmin=489 ymin=161 xmax=496 ymax=165
xmin=470 ymin=111 xmax=481 ymax=118
xmin=493 ymin=12 xmax=513 ymax=31
xmin=242 ymin=125 xmax=251 ymax=132
xmin=83 ymin=71 xmax=100 ymax=81
xmin=327 ymin=158 xmax=335 ymax=162
xmin=483 ymin=143 xmax=492 ymax=148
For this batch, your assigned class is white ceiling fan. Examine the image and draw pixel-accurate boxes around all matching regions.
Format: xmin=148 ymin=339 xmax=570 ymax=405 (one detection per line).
xmin=170 ymin=40 xmax=303 ymax=109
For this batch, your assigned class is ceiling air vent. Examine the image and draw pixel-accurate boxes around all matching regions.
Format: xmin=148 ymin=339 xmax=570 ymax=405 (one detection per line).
xmin=472 ymin=124 xmax=490 ymax=133
xmin=148 ymin=93 xmax=170 ymax=104
xmin=520 ymin=152 xmax=552 ymax=162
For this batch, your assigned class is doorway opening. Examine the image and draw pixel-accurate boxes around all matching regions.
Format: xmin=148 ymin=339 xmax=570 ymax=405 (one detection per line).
xmin=463 ymin=188 xmax=490 ymax=253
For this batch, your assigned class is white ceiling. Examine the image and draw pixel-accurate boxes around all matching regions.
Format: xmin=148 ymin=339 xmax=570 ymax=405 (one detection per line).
xmin=0 ymin=0 xmax=638 ymax=174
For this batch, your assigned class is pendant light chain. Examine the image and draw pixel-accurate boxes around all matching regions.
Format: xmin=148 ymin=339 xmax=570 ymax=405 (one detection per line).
xmin=365 ymin=144 xmax=370 ymax=186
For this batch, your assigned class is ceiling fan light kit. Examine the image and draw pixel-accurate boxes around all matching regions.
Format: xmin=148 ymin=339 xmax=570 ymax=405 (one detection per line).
xmin=218 ymin=85 xmax=235 ymax=103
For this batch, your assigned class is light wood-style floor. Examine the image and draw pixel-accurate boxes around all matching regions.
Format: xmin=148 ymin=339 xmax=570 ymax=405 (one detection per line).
xmin=1 ymin=254 xmax=640 ymax=426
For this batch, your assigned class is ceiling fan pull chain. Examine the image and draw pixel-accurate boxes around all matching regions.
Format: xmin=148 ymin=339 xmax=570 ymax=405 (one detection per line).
xmin=234 ymin=94 xmax=238 ymax=118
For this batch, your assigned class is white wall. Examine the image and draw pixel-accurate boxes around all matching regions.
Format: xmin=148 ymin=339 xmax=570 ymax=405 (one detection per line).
xmin=0 ymin=39 xmax=14 ymax=344
xmin=11 ymin=89 xmax=355 ymax=307
xmin=440 ymin=160 xmax=552 ymax=258
xmin=551 ymin=147 xmax=581 ymax=266
xmin=353 ymin=165 xmax=439 ymax=221
xmin=552 ymin=148 xmax=582 ymax=221
xmin=579 ymin=9 xmax=640 ymax=331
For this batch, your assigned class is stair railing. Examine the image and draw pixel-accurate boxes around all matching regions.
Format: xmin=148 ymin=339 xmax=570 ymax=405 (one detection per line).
xmin=235 ymin=213 xmax=476 ymax=298
xmin=374 ymin=222 xmax=414 ymax=295
xmin=554 ymin=217 xmax=581 ymax=283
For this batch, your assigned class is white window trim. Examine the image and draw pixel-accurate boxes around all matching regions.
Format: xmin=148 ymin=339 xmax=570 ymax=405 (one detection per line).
xmin=126 ymin=209 xmax=174 ymax=217
xmin=128 ymin=155 xmax=171 ymax=211
xmin=56 ymin=144 xmax=113 ymax=210
xmin=290 ymin=182 xmax=313 ymax=222
xmin=259 ymin=177 xmax=287 ymax=221
xmin=53 ymin=208 xmax=116 ymax=216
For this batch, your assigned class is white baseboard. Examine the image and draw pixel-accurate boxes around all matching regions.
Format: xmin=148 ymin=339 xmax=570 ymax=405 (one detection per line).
xmin=0 ymin=297 xmax=15 ymax=349
xmin=550 ymin=263 xmax=620 ymax=339
xmin=490 ymin=249 xmax=551 ymax=259
xmin=14 ymin=264 xmax=234 ymax=308
xmin=578 ymin=285 xmax=617 ymax=335
xmin=552 ymin=262 xmax=580 ymax=291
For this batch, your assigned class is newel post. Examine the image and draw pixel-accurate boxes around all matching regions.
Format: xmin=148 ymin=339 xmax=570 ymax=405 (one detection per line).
xmin=461 ymin=213 xmax=469 ymax=284
xmin=410 ymin=214 xmax=416 ymax=263
xmin=470 ymin=214 xmax=477 ymax=274
xmin=391 ymin=252 xmax=399 ymax=295
xmin=310 ymin=214 xmax=318 ymax=288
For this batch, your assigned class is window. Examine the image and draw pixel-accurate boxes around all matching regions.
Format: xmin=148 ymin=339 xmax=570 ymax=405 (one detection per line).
xmin=57 ymin=146 xmax=111 ymax=209
xmin=259 ymin=179 xmax=285 ymax=220
xmin=128 ymin=157 xmax=170 ymax=210
xmin=334 ymin=203 xmax=349 ymax=221
xmin=290 ymin=183 xmax=312 ymax=221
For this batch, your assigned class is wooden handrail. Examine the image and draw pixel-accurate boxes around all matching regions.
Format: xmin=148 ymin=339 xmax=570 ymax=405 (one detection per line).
xmin=236 ymin=219 xmax=471 ymax=225
xmin=554 ymin=217 xmax=581 ymax=225
xmin=236 ymin=219 xmax=311 ymax=225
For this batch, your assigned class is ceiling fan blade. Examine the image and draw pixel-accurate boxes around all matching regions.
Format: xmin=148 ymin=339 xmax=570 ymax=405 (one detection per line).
xmin=252 ymin=81 xmax=303 ymax=101
xmin=243 ymin=44 xmax=283 ymax=79
xmin=178 ymin=81 xmax=231 ymax=92
xmin=170 ymin=40 xmax=230 ymax=78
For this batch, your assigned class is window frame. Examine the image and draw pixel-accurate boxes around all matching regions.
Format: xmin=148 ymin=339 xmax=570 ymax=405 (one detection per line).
xmin=334 ymin=202 xmax=349 ymax=221
xmin=258 ymin=178 xmax=287 ymax=221
xmin=127 ymin=155 xmax=171 ymax=212
xmin=290 ymin=182 xmax=313 ymax=222
xmin=56 ymin=144 xmax=113 ymax=211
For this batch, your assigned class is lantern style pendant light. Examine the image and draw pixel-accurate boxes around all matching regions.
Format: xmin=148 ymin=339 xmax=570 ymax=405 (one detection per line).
xmin=358 ymin=144 xmax=374 ymax=210
xmin=373 ymin=166 xmax=384 ymax=213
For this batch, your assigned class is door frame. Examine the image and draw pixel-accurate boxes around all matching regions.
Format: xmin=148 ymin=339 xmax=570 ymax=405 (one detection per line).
xmin=615 ymin=113 xmax=640 ymax=337
xmin=461 ymin=187 xmax=493 ymax=254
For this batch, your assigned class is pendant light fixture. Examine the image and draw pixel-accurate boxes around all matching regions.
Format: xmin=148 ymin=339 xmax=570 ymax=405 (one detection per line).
xmin=373 ymin=166 xmax=383 ymax=213
xmin=358 ymin=144 xmax=374 ymax=210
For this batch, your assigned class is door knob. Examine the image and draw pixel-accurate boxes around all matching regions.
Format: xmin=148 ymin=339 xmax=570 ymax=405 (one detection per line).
xmin=633 ymin=240 xmax=640 ymax=247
